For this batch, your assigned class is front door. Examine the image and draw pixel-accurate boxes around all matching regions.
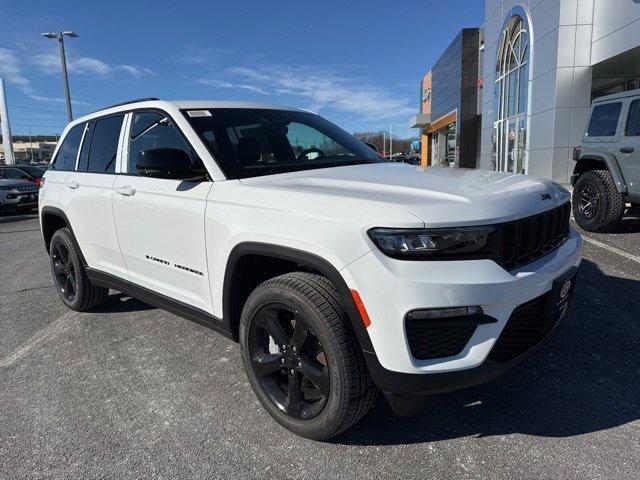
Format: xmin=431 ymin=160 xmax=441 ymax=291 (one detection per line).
xmin=112 ymin=110 xmax=213 ymax=312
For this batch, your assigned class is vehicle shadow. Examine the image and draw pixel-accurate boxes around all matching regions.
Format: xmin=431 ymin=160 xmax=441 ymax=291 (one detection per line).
xmin=0 ymin=212 xmax=38 ymax=224
xmin=334 ymin=259 xmax=640 ymax=446
xmin=92 ymin=292 xmax=156 ymax=313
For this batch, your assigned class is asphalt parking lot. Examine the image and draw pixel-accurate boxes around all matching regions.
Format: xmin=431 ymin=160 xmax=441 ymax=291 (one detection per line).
xmin=1 ymin=212 xmax=639 ymax=479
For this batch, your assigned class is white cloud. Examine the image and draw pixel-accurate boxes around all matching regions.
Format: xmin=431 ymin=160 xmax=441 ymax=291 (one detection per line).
xmin=119 ymin=65 xmax=157 ymax=78
xmin=0 ymin=47 xmax=33 ymax=89
xmin=197 ymin=78 xmax=269 ymax=95
xmin=223 ymin=64 xmax=415 ymax=120
xmin=32 ymin=53 xmax=154 ymax=78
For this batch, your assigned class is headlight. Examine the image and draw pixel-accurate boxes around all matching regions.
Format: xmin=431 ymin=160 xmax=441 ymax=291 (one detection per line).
xmin=367 ymin=226 xmax=496 ymax=259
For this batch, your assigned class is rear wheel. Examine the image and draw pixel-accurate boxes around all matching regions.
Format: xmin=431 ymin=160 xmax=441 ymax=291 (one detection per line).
xmin=572 ymin=170 xmax=625 ymax=232
xmin=239 ymin=272 xmax=377 ymax=440
xmin=50 ymin=228 xmax=108 ymax=311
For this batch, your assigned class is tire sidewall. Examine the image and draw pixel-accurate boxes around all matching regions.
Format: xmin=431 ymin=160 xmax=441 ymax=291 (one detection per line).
xmin=239 ymin=283 xmax=347 ymax=439
xmin=50 ymin=229 xmax=85 ymax=310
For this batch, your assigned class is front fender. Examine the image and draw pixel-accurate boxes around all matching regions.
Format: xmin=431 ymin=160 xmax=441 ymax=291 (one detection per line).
xmin=576 ymin=149 xmax=627 ymax=194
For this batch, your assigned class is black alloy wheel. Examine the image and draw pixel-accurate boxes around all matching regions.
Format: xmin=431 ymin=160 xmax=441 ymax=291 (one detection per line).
xmin=248 ymin=303 xmax=330 ymax=420
xmin=49 ymin=227 xmax=108 ymax=311
xmin=577 ymin=182 xmax=600 ymax=220
xmin=52 ymin=241 xmax=77 ymax=302
xmin=239 ymin=272 xmax=378 ymax=440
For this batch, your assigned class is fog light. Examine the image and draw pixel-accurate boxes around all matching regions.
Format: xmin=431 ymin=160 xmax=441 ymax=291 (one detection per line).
xmin=406 ymin=306 xmax=483 ymax=321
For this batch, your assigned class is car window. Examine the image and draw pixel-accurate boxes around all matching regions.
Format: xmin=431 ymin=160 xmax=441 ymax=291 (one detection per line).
xmin=16 ymin=165 xmax=45 ymax=176
xmin=127 ymin=111 xmax=192 ymax=175
xmin=625 ymin=99 xmax=640 ymax=136
xmin=52 ymin=123 xmax=85 ymax=171
xmin=0 ymin=167 xmax=30 ymax=179
xmin=586 ymin=102 xmax=622 ymax=137
xmin=84 ymin=115 xmax=124 ymax=173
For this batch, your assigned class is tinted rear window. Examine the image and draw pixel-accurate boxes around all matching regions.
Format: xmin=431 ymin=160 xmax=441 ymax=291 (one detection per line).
xmin=587 ymin=102 xmax=622 ymax=137
xmin=625 ymin=99 xmax=640 ymax=136
xmin=84 ymin=115 xmax=124 ymax=173
xmin=52 ymin=124 xmax=85 ymax=171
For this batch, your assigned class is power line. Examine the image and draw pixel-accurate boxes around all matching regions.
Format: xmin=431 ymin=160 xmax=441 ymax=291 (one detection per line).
xmin=8 ymin=104 xmax=66 ymax=114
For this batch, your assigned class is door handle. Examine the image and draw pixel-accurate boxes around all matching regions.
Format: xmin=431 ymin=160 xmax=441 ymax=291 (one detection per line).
xmin=115 ymin=186 xmax=136 ymax=196
xmin=620 ymin=147 xmax=634 ymax=154
xmin=65 ymin=180 xmax=79 ymax=189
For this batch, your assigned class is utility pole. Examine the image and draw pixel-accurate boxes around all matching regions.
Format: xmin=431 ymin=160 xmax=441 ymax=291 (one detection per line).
xmin=0 ymin=78 xmax=15 ymax=165
xmin=28 ymin=125 xmax=34 ymax=162
xmin=42 ymin=31 xmax=78 ymax=122
xmin=389 ymin=124 xmax=393 ymax=158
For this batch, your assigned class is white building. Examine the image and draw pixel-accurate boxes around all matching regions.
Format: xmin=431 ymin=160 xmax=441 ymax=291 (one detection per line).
xmin=480 ymin=0 xmax=640 ymax=183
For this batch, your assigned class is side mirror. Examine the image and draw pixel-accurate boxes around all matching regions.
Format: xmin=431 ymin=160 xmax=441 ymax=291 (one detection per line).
xmin=136 ymin=148 xmax=195 ymax=179
xmin=364 ymin=142 xmax=378 ymax=153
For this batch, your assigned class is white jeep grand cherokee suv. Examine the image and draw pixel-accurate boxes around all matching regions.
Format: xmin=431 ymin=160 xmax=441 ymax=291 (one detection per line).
xmin=40 ymin=99 xmax=582 ymax=440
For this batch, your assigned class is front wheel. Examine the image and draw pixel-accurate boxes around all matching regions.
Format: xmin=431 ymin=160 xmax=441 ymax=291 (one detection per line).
xmin=572 ymin=170 xmax=625 ymax=232
xmin=239 ymin=272 xmax=377 ymax=440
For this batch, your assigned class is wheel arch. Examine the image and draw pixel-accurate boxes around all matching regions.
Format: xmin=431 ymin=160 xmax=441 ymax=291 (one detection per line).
xmin=573 ymin=152 xmax=627 ymax=194
xmin=222 ymin=242 xmax=375 ymax=355
xmin=40 ymin=206 xmax=88 ymax=266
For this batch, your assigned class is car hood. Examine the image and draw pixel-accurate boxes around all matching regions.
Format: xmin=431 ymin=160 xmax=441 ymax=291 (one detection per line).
xmin=240 ymin=163 xmax=570 ymax=227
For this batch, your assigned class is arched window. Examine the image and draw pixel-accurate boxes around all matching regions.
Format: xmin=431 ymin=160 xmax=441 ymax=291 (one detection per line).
xmin=492 ymin=10 xmax=530 ymax=174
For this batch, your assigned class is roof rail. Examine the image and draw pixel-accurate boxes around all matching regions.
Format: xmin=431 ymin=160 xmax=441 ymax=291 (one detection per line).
xmin=95 ymin=97 xmax=160 ymax=112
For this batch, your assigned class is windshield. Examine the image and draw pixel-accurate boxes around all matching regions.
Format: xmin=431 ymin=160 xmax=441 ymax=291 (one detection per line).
xmin=182 ymin=108 xmax=384 ymax=179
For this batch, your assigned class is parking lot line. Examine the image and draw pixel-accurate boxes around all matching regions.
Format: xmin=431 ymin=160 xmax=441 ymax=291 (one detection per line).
xmin=0 ymin=311 xmax=78 ymax=370
xmin=581 ymin=235 xmax=640 ymax=264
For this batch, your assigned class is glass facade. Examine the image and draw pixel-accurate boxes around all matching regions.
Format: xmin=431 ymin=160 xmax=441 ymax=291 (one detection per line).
xmin=493 ymin=10 xmax=530 ymax=174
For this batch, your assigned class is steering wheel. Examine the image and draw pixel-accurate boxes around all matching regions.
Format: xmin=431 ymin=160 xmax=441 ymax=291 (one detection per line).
xmin=297 ymin=147 xmax=325 ymax=161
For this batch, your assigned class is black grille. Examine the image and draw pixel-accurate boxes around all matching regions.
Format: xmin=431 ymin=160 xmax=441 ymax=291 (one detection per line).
xmin=16 ymin=184 xmax=36 ymax=192
xmin=488 ymin=292 xmax=556 ymax=362
xmin=406 ymin=321 xmax=476 ymax=360
xmin=496 ymin=202 xmax=571 ymax=271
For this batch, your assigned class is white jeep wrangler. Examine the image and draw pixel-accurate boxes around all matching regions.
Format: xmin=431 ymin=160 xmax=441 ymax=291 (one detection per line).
xmin=40 ymin=99 xmax=582 ymax=440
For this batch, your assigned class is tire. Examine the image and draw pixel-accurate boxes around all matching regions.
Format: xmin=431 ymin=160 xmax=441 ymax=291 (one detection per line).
xmin=572 ymin=169 xmax=625 ymax=232
xmin=239 ymin=272 xmax=378 ymax=440
xmin=49 ymin=228 xmax=108 ymax=311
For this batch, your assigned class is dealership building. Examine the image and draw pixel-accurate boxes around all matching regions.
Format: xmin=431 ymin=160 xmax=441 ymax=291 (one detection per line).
xmin=412 ymin=0 xmax=640 ymax=183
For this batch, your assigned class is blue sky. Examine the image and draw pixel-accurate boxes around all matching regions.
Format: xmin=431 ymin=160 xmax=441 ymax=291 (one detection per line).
xmin=0 ymin=1 xmax=483 ymax=138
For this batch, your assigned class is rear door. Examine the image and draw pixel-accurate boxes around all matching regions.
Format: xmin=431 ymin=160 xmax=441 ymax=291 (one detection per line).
xmin=112 ymin=110 xmax=213 ymax=312
xmin=40 ymin=123 xmax=84 ymax=212
xmin=63 ymin=114 xmax=128 ymax=277
xmin=619 ymin=98 xmax=640 ymax=196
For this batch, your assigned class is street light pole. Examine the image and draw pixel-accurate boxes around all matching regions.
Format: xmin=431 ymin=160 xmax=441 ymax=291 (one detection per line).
xmin=42 ymin=31 xmax=78 ymax=123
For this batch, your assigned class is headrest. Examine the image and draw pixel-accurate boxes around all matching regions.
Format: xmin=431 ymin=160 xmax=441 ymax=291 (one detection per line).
xmin=236 ymin=137 xmax=261 ymax=164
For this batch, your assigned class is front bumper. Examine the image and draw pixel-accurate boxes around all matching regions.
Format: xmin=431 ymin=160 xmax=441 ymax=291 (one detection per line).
xmin=1 ymin=191 xmax=39 ymax=211
xmin=342 ymin=228 xmax=582 ymax=395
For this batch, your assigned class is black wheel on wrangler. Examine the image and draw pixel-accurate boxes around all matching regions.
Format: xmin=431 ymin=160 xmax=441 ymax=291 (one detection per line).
xmin=572 ymin=170 xmax=625 ymax=232
xmin=239 ymin=272 xmax=377 ymax=440
xmin=50 ymin=228 xmax=108 ymax=311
